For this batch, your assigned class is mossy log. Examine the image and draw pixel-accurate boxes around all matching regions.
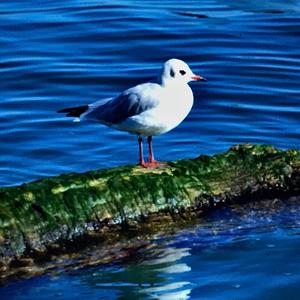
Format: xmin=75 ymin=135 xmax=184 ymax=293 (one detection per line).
xmin=1 ymin=144 xmax=300 ymax=263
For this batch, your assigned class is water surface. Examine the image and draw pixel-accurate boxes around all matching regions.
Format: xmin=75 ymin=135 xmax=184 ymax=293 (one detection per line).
xmin=1 ymin=0 xmax=300 ymax=298
xmin=2 ymin=197 xmax=300 ymax=299
xmin=1 ymin=0 xmax=300 ymax=186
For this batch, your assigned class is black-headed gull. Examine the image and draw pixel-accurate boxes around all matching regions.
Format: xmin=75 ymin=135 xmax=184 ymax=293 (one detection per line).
xmin=58 ymin=58 xmax=206 ymax=167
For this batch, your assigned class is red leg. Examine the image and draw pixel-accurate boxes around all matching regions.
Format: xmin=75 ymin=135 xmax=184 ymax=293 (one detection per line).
xmin=138 ymin=137 xmax=147 ymax=167
xmin=147 ymin=136 xmax=158 ymax=165
xmin=138 ymin=136 xmax=162 ymax=168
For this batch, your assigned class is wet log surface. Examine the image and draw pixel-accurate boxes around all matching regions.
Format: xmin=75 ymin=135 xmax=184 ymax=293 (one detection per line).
xmin=1 ymin=144 xmax=300 ymax=281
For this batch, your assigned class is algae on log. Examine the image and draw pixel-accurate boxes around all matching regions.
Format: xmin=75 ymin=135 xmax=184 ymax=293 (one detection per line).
xmin=1 ymin=144 xmax=300 ymax=262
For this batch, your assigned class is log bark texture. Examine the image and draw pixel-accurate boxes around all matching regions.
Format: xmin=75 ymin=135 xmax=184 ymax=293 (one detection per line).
xmin=1 ymin=144 xmax=300 ymax=263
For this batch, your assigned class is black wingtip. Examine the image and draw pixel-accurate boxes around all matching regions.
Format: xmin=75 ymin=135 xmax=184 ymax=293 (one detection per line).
xmin=57 ymin=108 xmax=70 ymax=113
xmin=57 ymin=105 xmax=89 ymax=117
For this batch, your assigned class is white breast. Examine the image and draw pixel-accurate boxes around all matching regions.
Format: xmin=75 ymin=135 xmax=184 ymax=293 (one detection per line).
xmin=114 ymin=84 xmax=194 ymax=136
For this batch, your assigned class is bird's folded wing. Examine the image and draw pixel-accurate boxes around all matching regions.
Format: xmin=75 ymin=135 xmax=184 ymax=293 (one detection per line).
xmin=85 ymin=84 xmax=160 ymax=124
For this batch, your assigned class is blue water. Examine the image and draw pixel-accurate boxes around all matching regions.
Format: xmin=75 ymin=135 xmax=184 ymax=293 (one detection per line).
xmin=1 ymin=0 xmax=300 ymax=298
xmin=2 ymin=198 xmax=300 ymax=299
xmin=1 ymin=0 xmax=300 ymax=186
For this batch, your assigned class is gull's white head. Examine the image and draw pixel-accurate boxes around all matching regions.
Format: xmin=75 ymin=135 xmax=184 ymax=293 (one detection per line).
xmin=160 ymin=58 xmax=206 ymax=86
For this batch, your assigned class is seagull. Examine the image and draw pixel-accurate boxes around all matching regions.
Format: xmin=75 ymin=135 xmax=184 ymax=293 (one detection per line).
xmin=58 ymin=58 xmax=206 ymax=167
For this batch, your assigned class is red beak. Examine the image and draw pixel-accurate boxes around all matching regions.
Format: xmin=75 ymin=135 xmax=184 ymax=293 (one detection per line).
xmin=191 ymin=75 xmax=207 ymax=82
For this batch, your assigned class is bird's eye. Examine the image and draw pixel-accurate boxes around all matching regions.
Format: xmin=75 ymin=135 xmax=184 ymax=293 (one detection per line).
xmin=179 ymin=70 xmax=186 ymax=76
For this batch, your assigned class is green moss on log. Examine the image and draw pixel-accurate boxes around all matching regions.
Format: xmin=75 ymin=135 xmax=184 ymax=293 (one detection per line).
xmin=0 ymin=144 xmax=300 ymax=260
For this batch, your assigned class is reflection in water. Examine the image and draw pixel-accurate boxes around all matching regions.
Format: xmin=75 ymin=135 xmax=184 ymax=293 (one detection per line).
xmin=79 ymin=247 xmax=192 ymax=299
xmin=140 ymin=247 xmax=192 ymax=300
xmin=143 ymin=282 xmax=191 ymax=300
xmin=1 ymin=0 xmax=300 ymax=297
xmin=2 ymin=198 xmax=300 ymax=299
xmin=75 ymin=197 xmax=300 ymax=300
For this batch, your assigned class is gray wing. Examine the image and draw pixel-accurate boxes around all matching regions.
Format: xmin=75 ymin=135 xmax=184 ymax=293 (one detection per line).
xmin=85 ymin=83 xmax=160 ymax=124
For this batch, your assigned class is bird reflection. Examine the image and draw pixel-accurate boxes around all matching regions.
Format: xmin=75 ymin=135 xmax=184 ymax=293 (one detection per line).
xmin=79 ymin=246 xmax=193 ymax=300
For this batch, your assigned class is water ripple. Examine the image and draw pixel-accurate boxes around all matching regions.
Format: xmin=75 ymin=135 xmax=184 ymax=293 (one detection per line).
xmin=1 ymin=0 xmax=300 ymax=188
